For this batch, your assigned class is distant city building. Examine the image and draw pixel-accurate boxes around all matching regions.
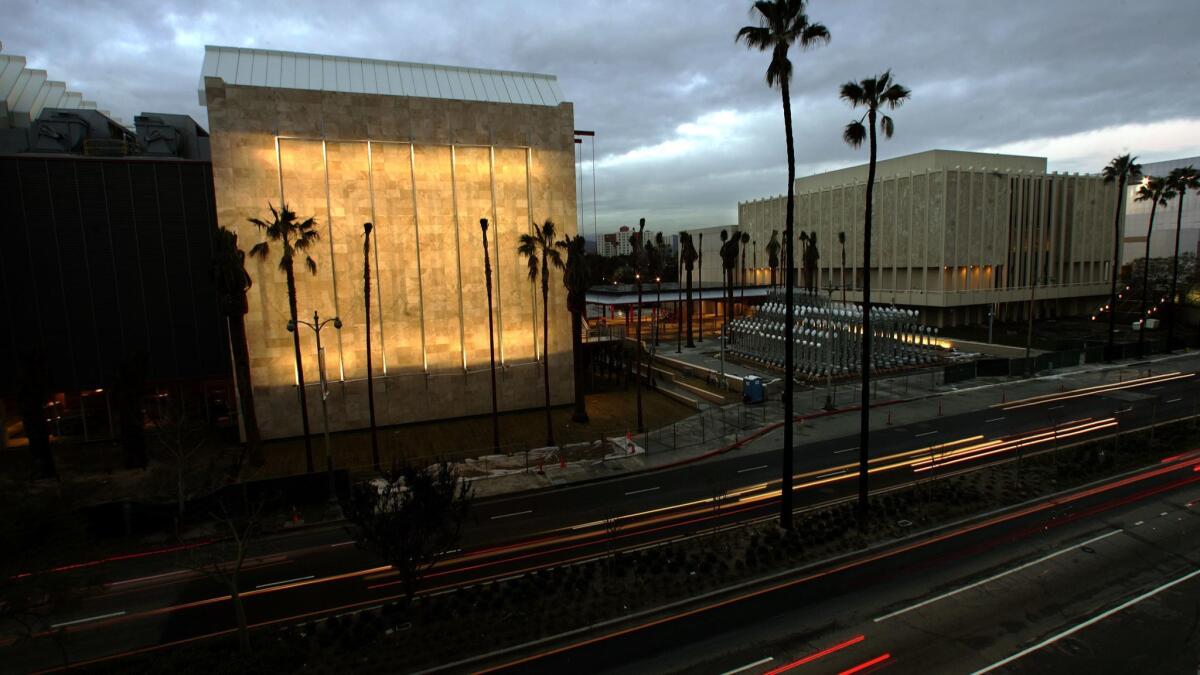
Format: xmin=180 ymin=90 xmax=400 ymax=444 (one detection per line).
xmin=201 ymin=46 xmax=579 ymax=439
xmin=598 ymin=227 xmax=677 ymax=258
xmin=739 ymin=150 xmax=1118 ymax=326
xmin=1122 ymin=155 xmax=1200 ymax=264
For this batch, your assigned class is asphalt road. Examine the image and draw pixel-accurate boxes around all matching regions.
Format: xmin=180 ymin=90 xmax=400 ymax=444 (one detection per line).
xmin=479 ymin=447 xmax=1200 ymax=674
xmin=8 ymin=367 xmax=1199 ymax=671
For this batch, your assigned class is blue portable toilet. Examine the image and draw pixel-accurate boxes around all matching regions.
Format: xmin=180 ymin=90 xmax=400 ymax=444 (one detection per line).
xmin=742 ymin=375 xmax=764 ymax=404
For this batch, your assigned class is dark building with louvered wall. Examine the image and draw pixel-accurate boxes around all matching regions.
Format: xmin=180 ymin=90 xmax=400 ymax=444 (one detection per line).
xmin=1 ymin=154 xmax=227 ymax=393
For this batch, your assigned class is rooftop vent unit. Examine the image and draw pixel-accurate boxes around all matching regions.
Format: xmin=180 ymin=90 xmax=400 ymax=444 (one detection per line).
xmin=27 ymin=109 xmax=136 ymax=155
xmin=134 ymin=112 xmax=210 ymax=160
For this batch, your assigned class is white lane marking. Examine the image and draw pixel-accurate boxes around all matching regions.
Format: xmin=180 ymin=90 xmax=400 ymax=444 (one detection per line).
xmin=1167 ymin=398 xmax=1182 ymax=403
xmin=625 ymin=486 xmax=661 ymax=496
xmin=985 ymin=417 xmax=1006 ymax=423
xmin=330 ymin=541 xmax=355 ymax=548
xmin=1160 ymin=512 xmax=1169 ymax=517
xmin=109 ymin=569 xmax=190 ymax=586
xmin=915 ymin=430 xmax=938 ymax=438
xmin=1048 ymin=404 xmax=1065 ymax=410
xmin=738 ymin=464 xmax=769 ymax=474
xmin=875 ymin=529 xmax=1124 ymax=623
xmin=255 ymin=575 xmax=314 ymax=589
xmin=1134 ymin=521 xmax=1144 ymax=526
xmin=817 ymin=470 xmax=846 ymax=480
xmin=721 ymin=657 xmax=773 ymax=675
xmin=834 ymin=446 xmax=858 ymax=454
xmin=490 ymin=509 xmax=533 ymax=520
xmin=971 ymin=566 xmax=1200 ymax=674
xmin=51 ymin=610 xmax=126 ymax=628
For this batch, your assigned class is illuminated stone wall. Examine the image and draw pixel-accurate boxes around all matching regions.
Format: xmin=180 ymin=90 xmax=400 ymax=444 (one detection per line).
xmin=204 ymin=77 xmax=576 ymax=440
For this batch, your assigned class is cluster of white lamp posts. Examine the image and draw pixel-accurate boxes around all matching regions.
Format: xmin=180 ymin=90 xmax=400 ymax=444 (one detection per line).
xmin=728 ymin=292 xmax=944 ymax=381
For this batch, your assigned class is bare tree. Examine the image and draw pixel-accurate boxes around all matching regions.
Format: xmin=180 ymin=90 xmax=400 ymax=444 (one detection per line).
xmin=180 ymin=490 xmax=269 ymax=654
xmin=151 ymin=406 xmax=222 ymax=515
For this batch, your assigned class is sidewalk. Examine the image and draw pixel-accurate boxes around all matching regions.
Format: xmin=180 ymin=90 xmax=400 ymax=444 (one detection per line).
xmin=465 ymin=349 xmax=1200 ymax=498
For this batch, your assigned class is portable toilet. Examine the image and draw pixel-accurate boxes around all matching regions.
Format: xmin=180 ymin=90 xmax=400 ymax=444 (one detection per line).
xmin=742 ymin=375 xmax=764 ymax=404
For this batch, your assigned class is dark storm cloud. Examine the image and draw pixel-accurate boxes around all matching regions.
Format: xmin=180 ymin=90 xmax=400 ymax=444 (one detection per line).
xmin=5 ymin=0 xmax=1198 ymax=231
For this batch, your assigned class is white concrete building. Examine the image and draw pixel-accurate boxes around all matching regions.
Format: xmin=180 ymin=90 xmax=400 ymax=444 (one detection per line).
xmin=738 ymin=150 xmax=1119 ymax=326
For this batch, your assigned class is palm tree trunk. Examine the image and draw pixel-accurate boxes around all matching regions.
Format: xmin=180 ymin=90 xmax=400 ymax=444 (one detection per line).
xmin=780 ymin=75 xmax=796 ymax=530
xmin=541 ymin=262 xmax=554 ymax=447
xmin=841 ymin=244 xmax=847 ymax=303
xmin=364 ymin=237 xmax=379 ymax=472
xmin=286 ymin=264 xmax=314 ymax=473
xmin=1138 ymin=204 xmax=1159 ymax=358
xmin=1167 ymin=193 xmax=1186 ymax=350
xmin=482 ymin=226 xmax=501 ymax=451
xmin=1107 ymin=176 xmax=1127 ymax=360
xmin=685 ymin=265 xmax=695 ymax=348
xmin=228 ymin=310 xmax=262 ymax=466
xmin=570 ymin=310 xmax=588 ymax=422
xmin=858 ymin=109 xmax=878 ymax=524
xmin=635 ymin=267 xmax=645 ymax=433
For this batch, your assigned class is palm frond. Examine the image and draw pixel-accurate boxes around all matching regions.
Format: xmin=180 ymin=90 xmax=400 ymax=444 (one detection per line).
xmin=881 ymin=83 xmax=911 ymax=108
xmin=879 ymin=114 xmax=894 ymax=139
xmin=248 ymin=241 xmax=270 ymax=260
xmin=839 ymin=81 xmax=866 ymax=104
xmin=735 ymin=25 xmax=772 ymax=50
xmin=843 ymin=121 xmax=866 ymax=148
xmin=798 ymin=22 xmax=830 ymax=48
xmin=304 ymin=256 xmax=318 ymax=276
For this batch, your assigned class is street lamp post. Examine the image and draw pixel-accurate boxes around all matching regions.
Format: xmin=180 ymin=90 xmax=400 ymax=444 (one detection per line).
xmin=288 ymin=310 xmax=342 ymax=503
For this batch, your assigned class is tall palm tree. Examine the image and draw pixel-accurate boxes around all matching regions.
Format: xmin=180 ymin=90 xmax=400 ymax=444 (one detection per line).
xmin=680 ymin=232 xmax=699 ymax=347
xmin=649 ymin=232 xmax=666 ymax=345
xmin=838 ymin=231 xmax=847 ymax=302
xmin=517 ymin=219 xmax=565 ymax=447
xmin=1133 ymin=176 xmax=1175 ymax=358
xmin=212 ymin=226 xmax=262 ymax=468
xmin=558 ymin=233 xmax=590 ymax=423
xmin=766 ymin=230 xmax=781 ymax=289
xmin=719 ymin=229 xmax=730 ymax=327
xmin=841 ymin=70 xmax=911 ymax=523
xmin=1102 ymin=154 xmax=1142 ymax=359
xmin=248 ymin=203 xmax=321 ymax=473
xmin=362 ymin=222 xmax=380 ymax=471
xmin=738 ymin=0 xmax=829 ymax=530
xmin=697 ymin=232 xmax=705 ymax=342
xmin=632 ymin=218 xmax=647 ymax=432
xmin=480 ymin=218 xmax=501 ymax=452
xmin=1165 ymin=166 xmax=1199 ymax=350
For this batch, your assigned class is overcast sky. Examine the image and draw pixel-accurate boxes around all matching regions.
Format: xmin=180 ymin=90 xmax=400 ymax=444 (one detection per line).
xmin=6 ymin=0 xmax=1200 ymax=233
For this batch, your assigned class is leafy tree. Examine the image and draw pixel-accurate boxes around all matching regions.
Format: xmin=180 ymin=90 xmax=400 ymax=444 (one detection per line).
xmin=211 ymin=226 xmax=262 ymax=468
xmin=362 ymin=222 xmax=380 ymax=471
xmin=1133 ymin=176 xmax=1175 ymax=358
xmin=344 ymin=461 xmax=472 ymax=605
xmin=680 ymin=232 xmax=699 ymax=347
xmin=841 ymin=69 xmax=911 ymax=523
xmin=1101 ymin=154 xmax=1143 ymax=358
xmin=517 ymin=220 xmax=565 ymax=447
xmin=558 ymin=233 xmax=591 ymax=423
xmin=738 ymin=0 xmax=830 ymax=529
xmin=1164 ymin=166 xmax=1199 ymax=349
xmin=248 ymin=203 xmax=321 ymax=473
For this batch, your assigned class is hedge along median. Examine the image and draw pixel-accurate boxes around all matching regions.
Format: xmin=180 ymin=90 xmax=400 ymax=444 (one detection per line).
xmin=90 ymin=415 xmax=1200 ymax=675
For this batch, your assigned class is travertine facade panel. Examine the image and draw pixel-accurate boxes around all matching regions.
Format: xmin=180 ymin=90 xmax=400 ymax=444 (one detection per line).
xmin=205 ymin=75 xmax=577 ymax=440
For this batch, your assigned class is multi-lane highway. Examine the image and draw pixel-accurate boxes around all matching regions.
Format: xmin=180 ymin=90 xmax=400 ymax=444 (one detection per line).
xmin=8 ymin=366 xmax=1198 ymax=672
xmin=478 ymin=435 xmax=1200 ymax=674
